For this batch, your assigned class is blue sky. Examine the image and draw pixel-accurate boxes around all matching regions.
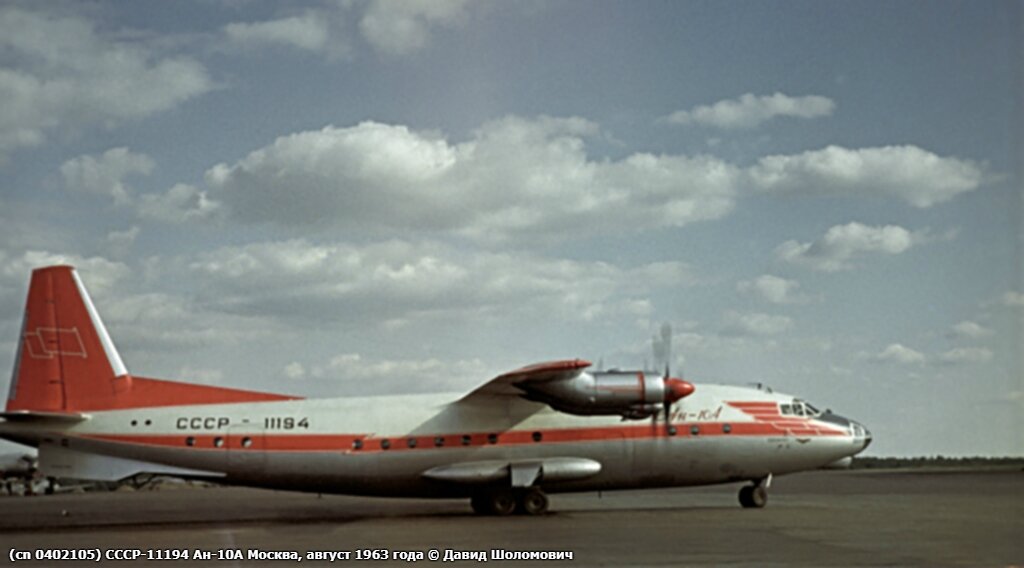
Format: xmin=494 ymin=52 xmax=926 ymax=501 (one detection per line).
xmin=0 ymin=0 xmax=1020 ymax=456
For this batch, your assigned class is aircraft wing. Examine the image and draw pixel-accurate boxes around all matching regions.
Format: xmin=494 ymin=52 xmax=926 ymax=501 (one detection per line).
xmin=407 ymin=360 xmax=592 ymax=435
xmin=459 ymin=359 xmax=591 ymax=401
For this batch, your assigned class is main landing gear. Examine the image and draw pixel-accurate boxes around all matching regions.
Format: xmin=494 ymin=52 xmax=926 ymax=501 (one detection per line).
xmin=471 ymin=487 xmax=549 ymax=516
xmin=738 ymin=474 xmax=771 ymax=509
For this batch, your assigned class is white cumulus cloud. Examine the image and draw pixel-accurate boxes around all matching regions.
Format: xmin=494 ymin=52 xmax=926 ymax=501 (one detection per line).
xmin=360 ymin=0 xmax=471 ymax=56
xmin=749 ymin=145 xmax=985 ymax=208
xmin=950 ymin=321 xmax=993 ymax=339
xmin=0 ymin=6 xmax=212 ymax=158
xmin=288 ymin=353 xmax=491 ymax=395
xmin=663 ymin=92 xmax=835 ymax=129
xmin=938 ymin=347 xmax=994 ymax=365
xmin=182 ymin=239 xmax=691 ymax=326
xmin=283 ymin=361 xmax=306 ymax=380
xmin=775 ymin=222 xmax=932 ymax=272
xmin=223 ymin=11 xmax=349 ymax=59
xmin=105 ymin=226 xmax=140 ymax=257
xmin=872 ymin=343 xmax=927 ymax=365
xmin=137 ymin=184 xmax=221 ymax=224
xmin=203 ymin=117 xmax=740 ymax=242
xmin=1001 ymin=291 xmax=1024 ymax=307
xmin=0 ymin=249 xmax=130 ymax=299
xmin=721 ymin=311 xmax=793 ymax=336
xmin=60 ymin=147 xmax=155 ymax=205
xmin=736 ymin=274 xmax=809 ymax=304
xmin=225 ymin=13 xmax=328 ymax=50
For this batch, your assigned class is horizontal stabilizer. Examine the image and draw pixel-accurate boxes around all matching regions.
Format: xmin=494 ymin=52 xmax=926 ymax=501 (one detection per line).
xmin=39 ymin=443 xmax=224 ymax=482
xmin=0 ymin=410 xmax=89 ymax=423
xmin=422 ymin=457 xmax=601 ymax=487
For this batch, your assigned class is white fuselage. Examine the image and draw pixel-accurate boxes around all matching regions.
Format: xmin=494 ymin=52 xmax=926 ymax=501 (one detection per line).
xmin=0 ymin=382 xmax=870 ymax=498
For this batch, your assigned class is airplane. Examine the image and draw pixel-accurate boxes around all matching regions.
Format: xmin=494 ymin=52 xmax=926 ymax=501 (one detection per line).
xmin=0 ymin=265 xmax=871 ymax=515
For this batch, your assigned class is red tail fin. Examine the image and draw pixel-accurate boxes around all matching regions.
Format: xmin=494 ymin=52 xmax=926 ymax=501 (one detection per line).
xmin=7 ymin=266 xmax=129 ymax=412
xmin=7 ymin=266 xmax=298 ymax=412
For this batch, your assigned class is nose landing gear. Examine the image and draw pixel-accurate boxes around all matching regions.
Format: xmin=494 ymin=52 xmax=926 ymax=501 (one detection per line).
xmin=471 ymin=487 xmax=549 ymax=516
xmin=738 ymin=474 xmax=771 ymax=508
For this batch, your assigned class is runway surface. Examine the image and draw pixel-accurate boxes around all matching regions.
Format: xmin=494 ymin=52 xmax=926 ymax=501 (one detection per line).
xmin=0 ymin=469 xmax=1021 ymax=567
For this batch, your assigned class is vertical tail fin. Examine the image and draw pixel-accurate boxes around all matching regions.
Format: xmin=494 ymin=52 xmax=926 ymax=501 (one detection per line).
xmin=6 ymin=266 xmax=131 ymax=412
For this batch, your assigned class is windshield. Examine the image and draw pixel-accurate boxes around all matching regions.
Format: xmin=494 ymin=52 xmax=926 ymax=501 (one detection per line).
xmin=785 ymin=400 xmax=821 ymax=417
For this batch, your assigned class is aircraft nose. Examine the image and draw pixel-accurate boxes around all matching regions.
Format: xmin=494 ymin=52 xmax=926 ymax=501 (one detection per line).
xmin=817 ymin=411 xmax=871 ymax=452
xmin=852 ymin=421 xmax=871 ymax=451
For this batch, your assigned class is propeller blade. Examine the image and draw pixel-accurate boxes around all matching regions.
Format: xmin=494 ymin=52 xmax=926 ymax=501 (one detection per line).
xmin=651 ymin=322 xmax=672 ymax=373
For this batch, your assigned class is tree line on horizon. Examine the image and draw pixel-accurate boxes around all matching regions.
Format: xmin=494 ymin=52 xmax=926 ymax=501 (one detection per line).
xmin=851 ymin=456 xmax=1024 ymax=469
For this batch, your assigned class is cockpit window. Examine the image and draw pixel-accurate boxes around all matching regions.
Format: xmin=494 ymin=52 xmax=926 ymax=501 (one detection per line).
xmin=780 ymin=404 xmax=793 ymax=415
xmin=790 ymin=399 xmax=821 ymax=417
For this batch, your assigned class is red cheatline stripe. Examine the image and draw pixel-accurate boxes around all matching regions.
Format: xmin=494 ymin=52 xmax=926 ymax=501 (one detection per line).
xmin=79 ymin=420 xmax=846 ymax=453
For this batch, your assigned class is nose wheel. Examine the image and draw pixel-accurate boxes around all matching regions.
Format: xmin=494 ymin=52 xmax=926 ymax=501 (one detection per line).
xmin=738 ymin=474 xmax=771 ymax=508
xmin=471 ymin=487 xmax=549 ymax=516
xmin=738 ymin=485 xmax=767 ymax=508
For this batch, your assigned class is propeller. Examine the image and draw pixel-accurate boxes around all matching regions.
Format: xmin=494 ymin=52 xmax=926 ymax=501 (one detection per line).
xmin=652 ymin=323 xmax=694 ymax=428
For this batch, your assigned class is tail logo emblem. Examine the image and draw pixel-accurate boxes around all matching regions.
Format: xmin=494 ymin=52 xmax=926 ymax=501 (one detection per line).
xmin=23 ymin=327 xmax=87 ymax=359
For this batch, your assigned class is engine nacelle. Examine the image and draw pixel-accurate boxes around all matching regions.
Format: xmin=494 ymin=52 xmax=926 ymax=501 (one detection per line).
xmin=515 ymin=371 xmax=694 ymax=419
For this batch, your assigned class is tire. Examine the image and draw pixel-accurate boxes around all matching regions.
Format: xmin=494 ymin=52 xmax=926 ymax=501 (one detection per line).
xmin=488 ymin=490 xmax=517 ymax=516
xmin=738 ymin=485 xmax=768 ymax=508
xmin=517 ymin=488 xmax=549 ymax=516
xmin=470 ymin=494 xmax=489 ymax=515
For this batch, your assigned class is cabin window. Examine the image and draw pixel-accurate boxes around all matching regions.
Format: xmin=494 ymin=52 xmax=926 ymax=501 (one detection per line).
xmin=690 ymin=425 xmax=700 ymax=436
xmin=434 ymin=436 xmax=445 ymax=447
xmin=214 ymin=437 xmax=224 ymax=448
xmin=185 ymin=437 xmax=195 ymax=447
xmin=722 ymin=423 xmax=732 ymax=434
xmin=532 ymin=431 xmax=543 ymax=442
xmin=241 ymin=437 xmax=252 ymax=448
xmin=668 ymin=426 xmax=677 ymax=436
xmin=461 ymin=435 xmax=472 ymax=446
xmin=144 ymin=419 xmax=152 ymax=426
xmin=487 ymin=433 xmax=498 ymax=444
xmin=407 ymin=438 xmax=417 ymax=448
xmin=380 ymin=439 xmax=391 ymax=450
xmin=131 ymin=420 xmax=138 ymax=427
xmin=352 ymin=439 xmax=363 ymax=450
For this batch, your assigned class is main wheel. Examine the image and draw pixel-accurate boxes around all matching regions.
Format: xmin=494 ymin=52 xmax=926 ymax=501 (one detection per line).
xmin=515 ymin=488 xmax=549 ymax=516
xmin=487 ymin=490 xmax=517 ymax=516
xmin=470 ymin=494 xmax=489 ymax=515
xmin=738 ymin=485 xmax=768 ymax=508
